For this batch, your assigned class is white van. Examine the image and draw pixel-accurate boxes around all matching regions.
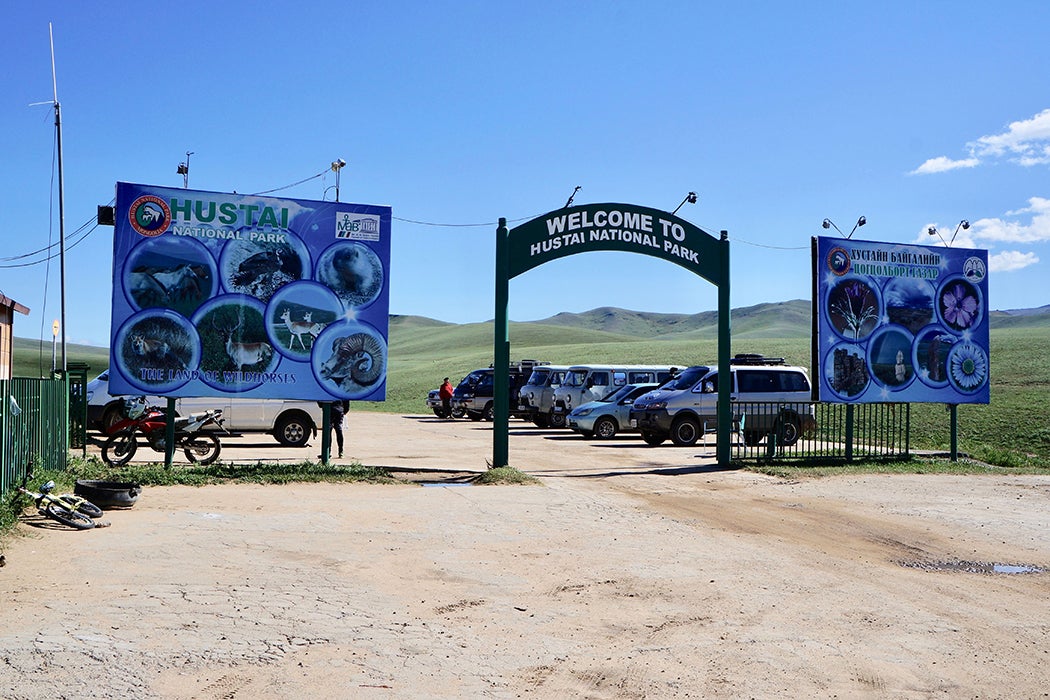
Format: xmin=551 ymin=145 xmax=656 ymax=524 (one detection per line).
xmin=550 ymin=365 xmax=678 ymax=426
xmin=517 ymin=365 xmax=571 ymax=427
xmin=85 ymin=370 xmax=323 ymax=447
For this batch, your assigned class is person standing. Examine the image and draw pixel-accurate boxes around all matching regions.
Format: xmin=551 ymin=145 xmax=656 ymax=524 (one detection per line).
xmin=318 ymin=399 xmax=349 ymax=458
xmin=439 ymin=377 xmax=455 ymax=419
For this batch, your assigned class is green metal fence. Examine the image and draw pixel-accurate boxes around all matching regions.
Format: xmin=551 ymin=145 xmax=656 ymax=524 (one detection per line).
xmin=1 ymin=377 xmax=69 ymax=495
xmin=729 ymin=401 xmax=910 ymax=463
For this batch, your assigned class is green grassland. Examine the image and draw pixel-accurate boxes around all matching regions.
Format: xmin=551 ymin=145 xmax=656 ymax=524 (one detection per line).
xmin=13 ymin=304 xmax=1050 ymax=466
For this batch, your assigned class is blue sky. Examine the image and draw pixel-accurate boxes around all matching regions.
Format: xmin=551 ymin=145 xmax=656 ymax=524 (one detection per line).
xmin=4 ymin=1 xmax=1049 ymax=348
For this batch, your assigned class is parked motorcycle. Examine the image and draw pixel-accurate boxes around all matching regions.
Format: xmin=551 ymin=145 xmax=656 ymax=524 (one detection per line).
xmin=101 ymin=397 xmax=227 ymax=466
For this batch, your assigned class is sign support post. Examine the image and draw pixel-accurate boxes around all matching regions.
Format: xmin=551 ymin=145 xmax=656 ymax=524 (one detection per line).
xmin=716 ymin=230 xmax=732 ymax=466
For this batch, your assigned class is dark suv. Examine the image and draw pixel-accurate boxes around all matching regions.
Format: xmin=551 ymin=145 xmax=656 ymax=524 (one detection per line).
xmin=451 ymin=360 xmax=549 ymax=421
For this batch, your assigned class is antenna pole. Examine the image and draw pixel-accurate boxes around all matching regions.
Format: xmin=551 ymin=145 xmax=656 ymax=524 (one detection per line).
xmin=50 ymin=23 xmax=67 ymax=373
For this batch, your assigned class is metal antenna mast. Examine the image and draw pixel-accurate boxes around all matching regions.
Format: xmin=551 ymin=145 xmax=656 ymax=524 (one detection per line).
xmin=50 ymin=23 xmax=68 ymax=373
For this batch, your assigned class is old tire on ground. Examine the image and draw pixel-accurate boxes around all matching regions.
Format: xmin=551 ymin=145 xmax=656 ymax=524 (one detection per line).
xmin=274 ymin=412 xmax=312 ymax=447
xmin=593 ymin=417 xmax=618 ymax=439
xmin=75 ymin=480 xmax=142 ymax=509
xmin=641 ymin=431 xmax=666 ymax=447
xmin=670 ymin=415 xmax=701 ymax=447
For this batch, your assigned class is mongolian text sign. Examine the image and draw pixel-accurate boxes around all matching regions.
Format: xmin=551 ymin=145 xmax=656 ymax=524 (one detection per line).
xmin=109 ymin=182 xmax=392 ymax=401
xmin=815 ymin=236 xmax=989 ymax=404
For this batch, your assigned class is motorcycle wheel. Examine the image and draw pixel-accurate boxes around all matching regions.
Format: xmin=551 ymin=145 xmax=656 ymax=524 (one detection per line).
xmin=183 ymin=433 xmax=221 ymax=465
xmin=102 ymin=431 xmax=138 ymax=466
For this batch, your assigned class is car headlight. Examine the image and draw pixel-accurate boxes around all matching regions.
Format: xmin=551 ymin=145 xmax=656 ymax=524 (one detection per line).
xmin=640 ymin=401 xmax=665 ymax=410
xmin=572 ymin=407 xmax=592 ymax=417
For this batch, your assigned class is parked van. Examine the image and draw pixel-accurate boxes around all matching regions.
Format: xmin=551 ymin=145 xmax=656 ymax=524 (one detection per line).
xmin=549 ymin=365 xmax=678 ymax=426
xmin=629 ymin=354 xmax=815 ymax=447
xmin=517 ymin=365 xmax=571 ymax=427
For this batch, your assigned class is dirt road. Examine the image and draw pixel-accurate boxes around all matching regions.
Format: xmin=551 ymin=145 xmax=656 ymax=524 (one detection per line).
xmin=2 ymin=413 xmax=1049 ymax=698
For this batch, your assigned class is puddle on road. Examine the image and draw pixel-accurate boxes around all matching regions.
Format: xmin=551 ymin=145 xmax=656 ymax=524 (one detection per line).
xmin=898 ymin=559 xmax=1045 ymax=575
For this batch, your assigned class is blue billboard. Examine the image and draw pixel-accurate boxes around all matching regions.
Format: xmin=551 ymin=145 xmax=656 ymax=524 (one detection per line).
xmin=109 ymin=182 xmax=392 ymax=402
xmin=815 ymin=236 xmax=989 ymax=404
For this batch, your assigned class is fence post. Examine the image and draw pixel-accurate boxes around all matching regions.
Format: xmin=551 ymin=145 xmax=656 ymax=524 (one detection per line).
xmin=844 ymin=404 xmax=854 ymax=462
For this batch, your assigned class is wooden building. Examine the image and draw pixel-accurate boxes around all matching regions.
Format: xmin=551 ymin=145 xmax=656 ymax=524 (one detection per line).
xmin=0 ymin=293 xmax=30 ymax=380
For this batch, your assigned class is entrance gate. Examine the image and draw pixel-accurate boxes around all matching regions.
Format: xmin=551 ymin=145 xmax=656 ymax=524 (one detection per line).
xmin=492 ymin=203 xmax=732 ymax=467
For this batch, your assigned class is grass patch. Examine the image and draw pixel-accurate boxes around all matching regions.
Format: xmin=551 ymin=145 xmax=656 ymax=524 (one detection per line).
xmin=474 ymin=466 xmax=541 ymax=485
xmin=62 ymin=455 xmax=397 ymax=487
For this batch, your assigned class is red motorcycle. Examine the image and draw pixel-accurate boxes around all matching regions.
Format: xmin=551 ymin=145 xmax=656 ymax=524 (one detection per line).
xmin=101 ymin=397 xmax=227 ymax=466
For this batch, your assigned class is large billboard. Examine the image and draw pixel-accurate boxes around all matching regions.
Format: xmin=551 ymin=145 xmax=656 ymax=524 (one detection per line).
xmin=109 ymin=182 xmax=392 ymax=402
xmin=814 ymin=236 xmax=989 ymax=404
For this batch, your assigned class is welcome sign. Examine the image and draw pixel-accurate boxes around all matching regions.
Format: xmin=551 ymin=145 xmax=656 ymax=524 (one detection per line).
xmin=814 ymin=236 xmax=989 ymax=404
xmin=108 ymin=182 xmax=392 ymax=402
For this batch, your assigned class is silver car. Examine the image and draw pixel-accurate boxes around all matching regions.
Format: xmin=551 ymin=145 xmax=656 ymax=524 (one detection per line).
xmin=567 ymin=383 xmax=658 ymax=439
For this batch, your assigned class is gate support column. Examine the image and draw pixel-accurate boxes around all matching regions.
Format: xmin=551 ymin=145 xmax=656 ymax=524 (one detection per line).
xmin=493 ymin=218 xmax=510 ymax=469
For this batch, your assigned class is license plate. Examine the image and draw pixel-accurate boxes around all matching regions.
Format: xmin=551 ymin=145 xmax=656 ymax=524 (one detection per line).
xmin=629 ymin=419 xmax=637 ymax=428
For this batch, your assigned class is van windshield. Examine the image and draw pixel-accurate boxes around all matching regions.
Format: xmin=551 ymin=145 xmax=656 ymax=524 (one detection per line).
xmin=662 ymin=366 xmax=710 ymax=390
xmin=565 ymin=370 xmax=589 ymax=387
xmin=524 ymin=370 xmax=550 ymax=387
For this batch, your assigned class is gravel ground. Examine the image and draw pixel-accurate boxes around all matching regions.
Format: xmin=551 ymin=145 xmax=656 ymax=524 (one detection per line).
xmin=2 ymin=413 xmax=1049 ymax=699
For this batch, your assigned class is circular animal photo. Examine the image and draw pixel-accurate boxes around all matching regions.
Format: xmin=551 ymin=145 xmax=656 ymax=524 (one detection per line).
xmin=219 ymin=232 xmax=310 ymax=302
xmin=316 ymin=241 xmax=384 ymax=309
xmin=311 ymin=320 xmax=387 ymax=399
xmin=193 ymin=296 xmax=280 ymax=391
xmin=266 ymin=281 xmax=343 ymax=360
xmin=114 ymin=309 xmax=200 ymax=393
xmin=123 ymin=236 xmax=216 ymax=317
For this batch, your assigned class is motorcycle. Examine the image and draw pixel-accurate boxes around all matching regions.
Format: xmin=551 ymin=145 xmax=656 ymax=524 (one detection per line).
xmin=101 ymin=397 xmax=228 ymax=466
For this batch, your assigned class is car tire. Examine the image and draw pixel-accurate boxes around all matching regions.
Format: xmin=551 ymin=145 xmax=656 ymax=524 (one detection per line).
xmin=549 ymin=413 xmax=566 ymax=429
xmin=101 ymin=402 xmax=125 ymax=432
xmin=775 ymin=413 xmax=802 ymax=447
xmin=641 ymin=431 xmax=666 ymax=447
xmin=593 ymin=417 xmax=618 ymax=439
xmin=670 ymin=415 xmax=701 ymax=447
xmin=743 ymin=430 xmax=763 ymax=446
xmin=481 ymin=403 xmax=494 ymax=421
xmin=274 ymin=412 xmax=313 ymax=447
xmin=533 ymin=414 xmax=550 ymax=428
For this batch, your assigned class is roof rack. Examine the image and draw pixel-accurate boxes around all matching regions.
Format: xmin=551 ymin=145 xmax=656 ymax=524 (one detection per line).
xmin=729 ymin=353 xmax=786 ymax=366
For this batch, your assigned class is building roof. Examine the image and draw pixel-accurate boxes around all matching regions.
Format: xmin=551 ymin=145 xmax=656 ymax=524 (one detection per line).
xmin=0 ymin=292 xmax=30 ymax=315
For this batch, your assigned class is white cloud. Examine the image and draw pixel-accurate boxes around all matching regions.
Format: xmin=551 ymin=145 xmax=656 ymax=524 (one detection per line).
xmin=914 ymin=196 xmax=1050 ymax=262
xmin=911 ymin=108 xmax=1050 ymax=174
xmin=972 ymin=108 xmax=1050 ymax=165
xmin=989 ymin=250 xmax=1039 ymax=272
xmin=909 ymin=156 xmax=980 ymax=175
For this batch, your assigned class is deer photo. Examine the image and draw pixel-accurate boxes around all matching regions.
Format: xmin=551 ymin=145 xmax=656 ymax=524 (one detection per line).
xmin=213 ymin=316 xmax=273 ymax=372
xmin=279 ymin=308 xmax=318 ymax=351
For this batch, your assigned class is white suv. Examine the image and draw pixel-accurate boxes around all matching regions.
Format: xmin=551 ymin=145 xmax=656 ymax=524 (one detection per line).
xmin=630 ymin=356 xmax=816 ymax=447
xmin=86 ymin=370 xmax=322 ymax=447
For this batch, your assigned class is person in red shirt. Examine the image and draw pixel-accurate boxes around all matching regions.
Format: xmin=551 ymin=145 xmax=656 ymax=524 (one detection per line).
xmin=439 ymin=377 xmax=455 ymax=419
